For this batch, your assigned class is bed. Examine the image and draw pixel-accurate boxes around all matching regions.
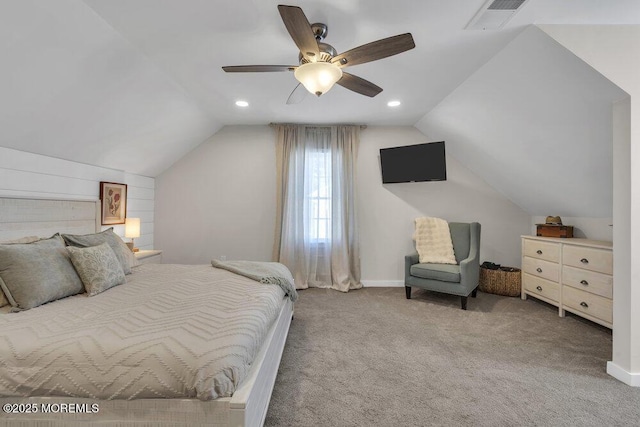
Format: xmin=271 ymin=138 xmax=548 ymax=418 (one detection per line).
xmin=0 ymin=197 xmax=293 ymax=426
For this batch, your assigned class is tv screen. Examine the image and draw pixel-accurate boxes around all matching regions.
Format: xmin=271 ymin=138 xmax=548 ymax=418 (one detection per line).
xmin=380 ymin=141 xmax=447 ymax=183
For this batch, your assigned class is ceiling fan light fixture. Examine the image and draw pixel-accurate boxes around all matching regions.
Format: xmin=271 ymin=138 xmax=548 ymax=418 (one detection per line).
xmin=294 ymin=61 xmax=343 ymax=97
xmin=223 ymin=6 xmax=415 ymax=102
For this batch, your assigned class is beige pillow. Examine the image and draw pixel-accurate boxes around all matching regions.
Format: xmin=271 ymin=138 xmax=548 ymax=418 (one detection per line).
xmin=67 ymin=243 xmax=126 ymax=296
xmin=0 ymin=235 xmax=85 ymax=311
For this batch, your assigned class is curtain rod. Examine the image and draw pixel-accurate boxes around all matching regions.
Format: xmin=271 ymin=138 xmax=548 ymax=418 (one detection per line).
xmin=269 ymin=123 xmax=367 ymax=130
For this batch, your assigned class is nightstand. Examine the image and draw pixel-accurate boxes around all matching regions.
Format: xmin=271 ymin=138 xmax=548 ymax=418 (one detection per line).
xmin=135 ymin=250 xmax=163 ymax=265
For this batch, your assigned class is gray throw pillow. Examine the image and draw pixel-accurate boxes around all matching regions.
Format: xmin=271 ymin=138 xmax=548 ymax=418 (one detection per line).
xmin=67 ymin=243 xmax=126 ymax=296
xmin=0 ymin=236 xmax=41 ymax=307
xmin=0 ymin=235 xmax=85 ymax=311
xmin=62 ymin=228 xmax=134 ymax=275
xmin=0 ymin=236 xmax=41 ymax=244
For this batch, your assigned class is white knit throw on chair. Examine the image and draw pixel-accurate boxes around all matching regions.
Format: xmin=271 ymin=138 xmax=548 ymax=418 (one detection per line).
xmin=413 ymin=217 xmax=457 ymax=264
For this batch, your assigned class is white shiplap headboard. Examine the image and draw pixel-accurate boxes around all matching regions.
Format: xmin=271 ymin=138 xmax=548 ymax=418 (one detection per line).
xmin=0 ymin=198 xmax=100 ymax=241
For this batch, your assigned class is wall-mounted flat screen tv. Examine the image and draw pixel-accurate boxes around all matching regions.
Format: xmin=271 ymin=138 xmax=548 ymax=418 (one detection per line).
xmin=380 ymin=141 xmax=447 ymax=183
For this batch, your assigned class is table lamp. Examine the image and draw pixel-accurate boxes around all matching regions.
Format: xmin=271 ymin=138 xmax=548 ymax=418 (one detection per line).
xmin=125 ymin=217 xmax=140 ymax=252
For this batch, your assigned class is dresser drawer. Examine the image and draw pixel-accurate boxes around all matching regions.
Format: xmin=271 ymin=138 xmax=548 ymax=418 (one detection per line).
xmin=562 ymin=245 xmax=612 ymax=275
xmin=522 ymin=256 xmax=559 ymax=283
xmin=563 ymin=285 xmax=612 ymax=324
xmin=562 ymin=265 xmax=612 ymax=299
xmin=523 ymin=239 xmax=560 ymax=263
xmin=523 ymin=273 xmax=560 ymax=303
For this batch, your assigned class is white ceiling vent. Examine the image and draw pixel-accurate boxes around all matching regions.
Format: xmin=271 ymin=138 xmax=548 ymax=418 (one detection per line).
xmin=465 ymin=0 xmax=529 ymax=30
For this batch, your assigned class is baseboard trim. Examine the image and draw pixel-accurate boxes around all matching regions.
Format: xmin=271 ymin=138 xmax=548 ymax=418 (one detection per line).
xmin=607 ymin=361 xmax=640 ymax=386
xmin=361 ymin=280 xmax=404 ymax=287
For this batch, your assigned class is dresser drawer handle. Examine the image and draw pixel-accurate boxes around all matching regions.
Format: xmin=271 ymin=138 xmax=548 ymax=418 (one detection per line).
xmin=580 ymin=280 xmax=589 ymax=286
xmin=536 ymin=250 xmax=543 ymax=255
xmin=580 ymin=301 xmax=589 ymax=308
xmin=580 ymin=258 xmax=589 ymax=264
xmin=536 ymin=286 xmax=543 ymax=291
xmin=536 ymin=268 xmax=542 ymax=273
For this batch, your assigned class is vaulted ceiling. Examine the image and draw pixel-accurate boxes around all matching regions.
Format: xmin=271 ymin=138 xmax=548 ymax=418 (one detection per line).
xmin=1 ymin=1 xmax=639 ymax=183
xmin=416 ymin=26 xmax=627 ymax=218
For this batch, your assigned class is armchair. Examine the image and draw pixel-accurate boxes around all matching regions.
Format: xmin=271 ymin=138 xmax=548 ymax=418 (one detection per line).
xmin=405 ymin=222 xmax=481 ymax=310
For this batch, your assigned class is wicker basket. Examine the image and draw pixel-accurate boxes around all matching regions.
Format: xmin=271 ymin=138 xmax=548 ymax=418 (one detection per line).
xmin=479 ymin=266 xmax=521 ymax=297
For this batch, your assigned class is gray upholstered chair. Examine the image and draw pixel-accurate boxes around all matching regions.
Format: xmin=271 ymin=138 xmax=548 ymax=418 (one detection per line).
xmin=405 ymin=222 xmax=481 ymax=310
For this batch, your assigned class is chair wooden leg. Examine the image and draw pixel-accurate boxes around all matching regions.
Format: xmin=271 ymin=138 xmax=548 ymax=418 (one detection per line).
xmin=405 ymin=286 xmax=412 ymax=299
xmin=472 ymin=287 xmax=478 ymax=298
xmin=461 ymin=296 xmax=468 ymax=310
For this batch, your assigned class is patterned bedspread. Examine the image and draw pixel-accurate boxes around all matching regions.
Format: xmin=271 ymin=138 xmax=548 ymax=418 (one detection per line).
xmin=0 ymin=264 xmax=286 ymax=401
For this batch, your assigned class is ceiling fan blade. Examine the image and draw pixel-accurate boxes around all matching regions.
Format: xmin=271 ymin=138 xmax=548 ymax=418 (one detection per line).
xmin=222 ymin=65 xmax=296 ymax=73
xmin=286 ymin=83 xmax=308 ymax=104
xmin=277 ymin=5 xmax=319 ymax=60
xmin=332 ymin=33 xmax=415 ymax=68
xmin=337 ymin=72 xmax=382 ymax=97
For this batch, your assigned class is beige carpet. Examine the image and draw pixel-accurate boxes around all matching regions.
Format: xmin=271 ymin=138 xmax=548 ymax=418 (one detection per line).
xmin=264 ymin=287 xmax=640 ymax=426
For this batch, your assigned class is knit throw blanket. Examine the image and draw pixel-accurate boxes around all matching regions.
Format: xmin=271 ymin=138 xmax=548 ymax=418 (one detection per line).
xmin=413 ymin=217 xmax=457 ymax=264
xmin=211 ymin=259 xmax=298 ymax=302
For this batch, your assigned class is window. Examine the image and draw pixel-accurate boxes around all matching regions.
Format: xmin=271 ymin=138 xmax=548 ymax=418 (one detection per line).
xmin=306 ymin=149 xmax=331 ymax=242
xmin=274 ymin=124 xmax=361 ymax=290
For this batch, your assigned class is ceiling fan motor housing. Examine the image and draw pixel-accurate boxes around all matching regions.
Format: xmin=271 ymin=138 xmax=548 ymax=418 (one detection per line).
xmin=298 ymin=23 xmax=336 ymax=64
xmin=299 ymin=42 xmax=337 ymax=64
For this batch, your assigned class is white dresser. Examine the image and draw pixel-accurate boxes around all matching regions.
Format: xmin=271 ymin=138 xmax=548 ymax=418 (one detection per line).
xmin=521 ymin=236 xmax=613 ymax=328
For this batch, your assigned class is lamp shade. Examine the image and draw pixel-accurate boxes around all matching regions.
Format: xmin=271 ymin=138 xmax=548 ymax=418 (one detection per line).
xmin=294 ymin=62 xmax=343 ymax=97
xmin=125 ymin=218 xmax=141 ymax=239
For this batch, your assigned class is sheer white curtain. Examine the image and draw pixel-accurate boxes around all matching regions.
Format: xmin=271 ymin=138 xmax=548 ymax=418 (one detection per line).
xmin=273 ymin=124 xmax=361 ymax=292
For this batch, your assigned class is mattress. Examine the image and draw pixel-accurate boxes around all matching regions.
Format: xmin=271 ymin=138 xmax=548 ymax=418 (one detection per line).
xmin=0 ymin=263 xmax=285 ymax=401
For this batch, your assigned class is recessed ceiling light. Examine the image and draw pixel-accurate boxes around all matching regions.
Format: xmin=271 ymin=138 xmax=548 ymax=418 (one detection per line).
xmin=235 ymin=100 xmax=249 ymax=107
xmin=387 ymin=100 xmax=401 ymax=107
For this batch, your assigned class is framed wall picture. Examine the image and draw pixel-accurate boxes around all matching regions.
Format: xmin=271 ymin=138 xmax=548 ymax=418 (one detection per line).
xmin=100 ymin=182 xmax=127 ymax=225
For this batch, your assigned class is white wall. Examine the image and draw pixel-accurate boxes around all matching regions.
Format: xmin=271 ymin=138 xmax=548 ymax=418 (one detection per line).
xmin=154 ymin=125 xmax=277 ymax=264
xmin=612 ymin=97 xmax=632 ymax=375
xmin=538 ymin=24 xmax=640 ymax=386
xmin=358 ymin=127 xmax=530 ymax=285
xmin=416 ymin=26 xmax=625 ymax=219
xmin=0 ymin=147 xmax=155 ymax=249
xmin=530 ymin=216 xmax=612 ymax=241
xmin=0 ymin=0 xmax=220 ymax=177
xmin=155 ymin=125 xmax=530 ymax=285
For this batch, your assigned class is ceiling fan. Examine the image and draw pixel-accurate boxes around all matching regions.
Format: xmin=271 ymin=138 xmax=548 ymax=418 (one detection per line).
xmin=222 ymin=5 xmax=415 ymax=104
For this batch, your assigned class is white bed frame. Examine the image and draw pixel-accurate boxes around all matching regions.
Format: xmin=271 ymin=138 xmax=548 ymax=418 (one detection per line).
xmin=0 ymin=197 xmax=293 ymax=426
